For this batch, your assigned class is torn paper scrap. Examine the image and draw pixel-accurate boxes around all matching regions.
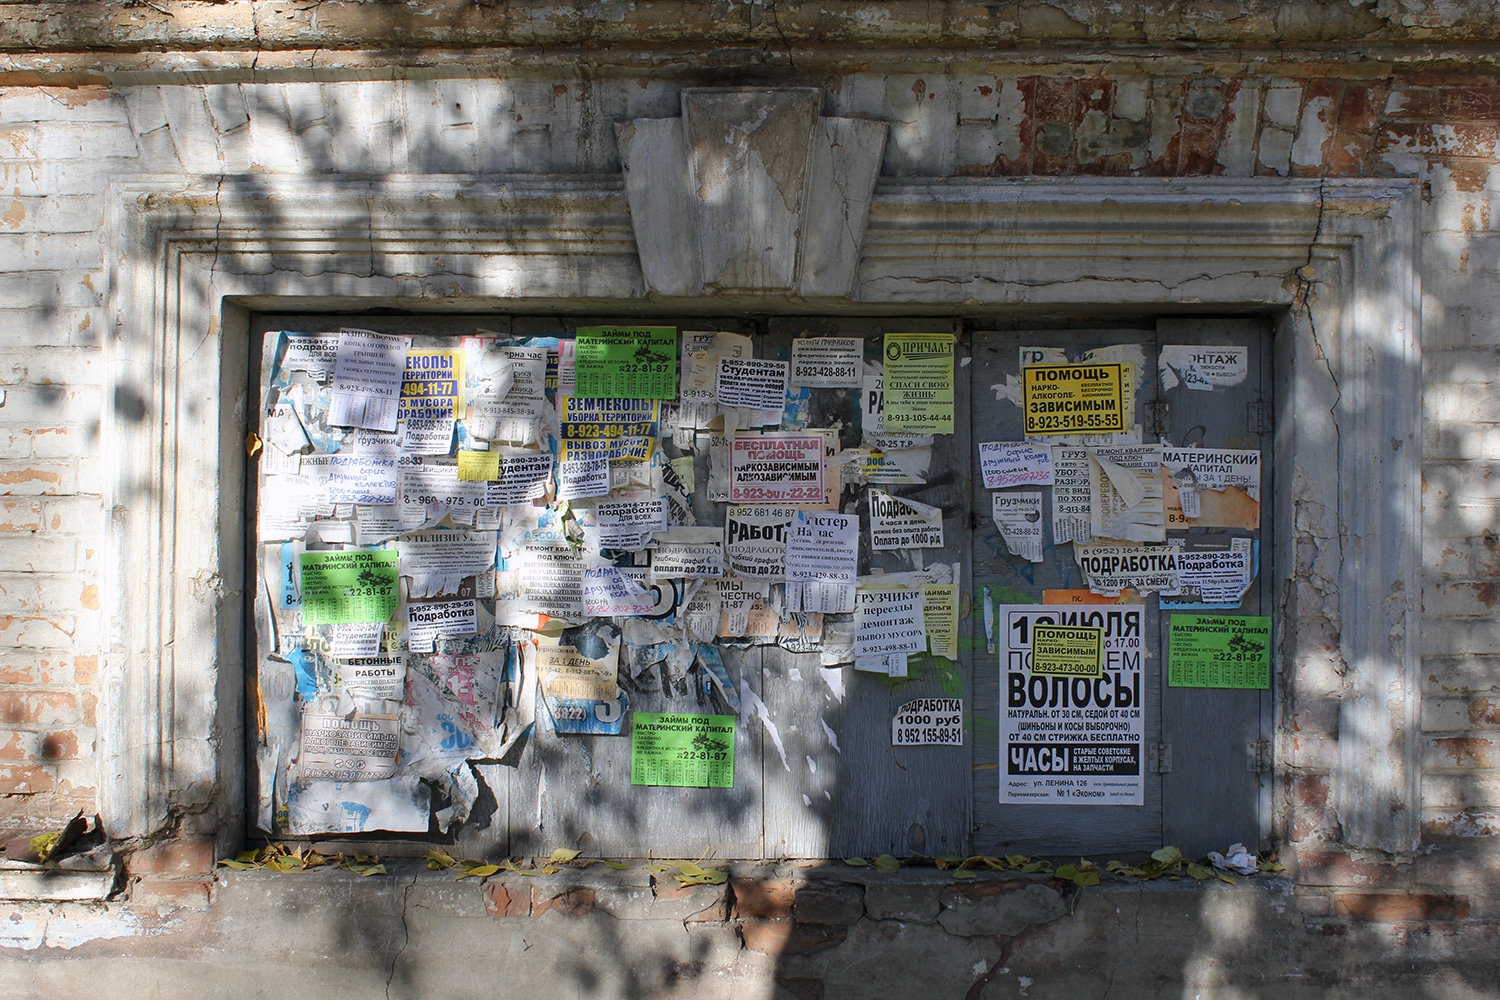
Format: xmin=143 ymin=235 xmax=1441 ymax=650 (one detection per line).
xmin=328 ymin=329 xmax=408 ymax=432
xmin=1050 ymin=447 xmax=1093 ymax=546
xmin=1162 ymin=447 xmax=1261 ymax=530
xmin=1088 ymin=444 xmax=1165 ymax=543
xmin=979 ymin=441 xmax=1055 ymax=489
xmin=397 ymin=529 xmax=496 ymax=599
xmin=1159 ymin=345 xmax=1248 ymax=392
xmin=1075 ymin=543 xmax=1180 ymax=596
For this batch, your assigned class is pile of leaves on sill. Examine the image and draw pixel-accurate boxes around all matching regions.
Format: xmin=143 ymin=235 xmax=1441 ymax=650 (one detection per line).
xmin=219 ymin=842 xmax=1281 ymax=889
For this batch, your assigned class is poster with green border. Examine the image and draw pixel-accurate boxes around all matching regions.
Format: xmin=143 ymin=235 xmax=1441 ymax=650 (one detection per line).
xmin=630 ymin=712 xmax=735 ymax=788
xmin=881 ymin=332 xmax=955 ymax=434
xmin=299 ymin=549 xmax=399 ymax=625
xmin=1168 ymin=614 xmax=1271 ymax=689
xmin=573 ymin=326 xmax=677 ymax=400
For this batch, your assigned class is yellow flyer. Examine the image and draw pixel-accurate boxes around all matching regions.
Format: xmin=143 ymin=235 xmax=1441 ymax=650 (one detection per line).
xmin=881 ymin=333 xmax=955 ymax=434
xmin=1022 ymin=362 xmax=1126 ymax=435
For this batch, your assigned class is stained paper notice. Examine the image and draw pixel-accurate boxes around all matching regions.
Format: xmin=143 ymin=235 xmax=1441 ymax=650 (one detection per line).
xmin=398 ymin=350 xmax=463 ymax=455
xmin=1022 ymin=362 xmax=1126 ymax=436
xmin=882 ymin=333 xmax=955 ymax=434
xmin=790 ymin=337 xmax=863 ymax=388
xmin=1075 ymin=543 xmax=1179 ymax=595
xmin=724 ymin=506 xmax=794 ymax=579
xmin=992 ymin=491 xmax=1044 ymax=562
xmin=728 ymin=433 xmax=825 ymax=504
xmin=680 ymin=331 xmax=753 ymax=431
xmin=574 ymin=326 xmax=677 ymax=400
xmin=1163 ymin=448 xmax=1261 ymax=529
xmin=300 ymin=550 xmax=399 ymax=625
xmin=339 ymin=654 xmax=407 ymax=700
xmin=869 ymin=491 xmax=944 ymax=550
xmin=456 ymin=450 xmax=500 ymax=481
xmin=560 ymin=396 xmax=660 ymax=462
xmin=892 ymin=698 xmax=964 ymax=746
xmin=1173 ymin=536 xmax=1254 ymax=605
xmin=327 ymin=455 xmax=399 ymax=505
xmin=785 ymin=512 xmax=859 ymax=614
xmin=1050 ymin=448 xmax=1093 ymax=546
xmin=979 ymin=442 xmax=1054 ymax=489
xmin=631 ymin=713 xmax=735 ymax=788
xmin=397 ymin=530 xmax=496 ymax=599
xmin=329 ymin=329 xmax=408 ymax=432
xmin=854 ymin=586 xmax=927 ymax=673
xmin=298 ymin=711 xmax=400 ymax=781
xmin=1029 ymin=624 xmax=1104 ymax=677
xmin=650 ymin=527 xmax=725 ymax=579
xmin=596 ymin=496 xmax=668 ymax=550
xmin=406 ymin=599 xmax=478 ymax=652
xmin=539 ymin=643 xmax=619 ymax=702
xmin=1000 ymin=604 xmax=1145 ymax=806
xmin=1159 ymin=345 xmax=1248 ymax=392
xmin=1088 ymin=445 xmax=1165 ymax=543
xmin=583 ymin=567 xmax=658 ymax=617
xmin=717 ymin=357 xmax=790 ymax=411
xmin=557 ymin=457 xmax=611 ymax=500
xmin=401 ymin=459 xmax=489 ymax=517
xmin=280 ymin=333 xmax=340 ymax=380
xmin=923 ymin=584 xmax=959 ymax=658
xmin=1168 ymin=614 xmax=1271 ymax=689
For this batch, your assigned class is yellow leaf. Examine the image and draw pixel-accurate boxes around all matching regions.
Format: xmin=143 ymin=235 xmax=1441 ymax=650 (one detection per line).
xmin=455 ymin=864 xmax=501 ymax=880
xmin=547 ymin=848 xmax=581 ymax=863
xmin=541 ymin=865 xmax=560 ymax=875
xmin=603 ymin=860 xmax=632 ymax=870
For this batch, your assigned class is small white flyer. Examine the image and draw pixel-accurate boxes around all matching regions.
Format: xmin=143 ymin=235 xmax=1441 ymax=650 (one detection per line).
xmin=328 ymin=329 xmax=408 ymax=431
xmin=557 ymin=457 xmax=612 ymax=501
xmin=854 ymin=586 xmax=927 ymax=671
xmin=595 ymin=496 xmax=669 ymax=550
xmin=992 ymin=491 xmax=1044 ymax=563
xmin=405 ymin=599 xmax=478 ymax=653
xmin=790 ymin=337 xmax=863 ymax=388
xmin=717 ymin=357 xmax=791 ymax=411
xmin=649 ymin=527 xmax=726 ymax=579
xmin=326 ymin=455 xmax=399 ymax=505
xmin=869 ymin=491 xmax=944 ymax=550
xmin=1159 ymin=345 xmax=1248 ymax=392
xmin=978 ymin=442 xmax=1055 ymax=489
xmin=892 ymin=697 xmax=964 ymax=746
xmin=785 ymin=512 xmax=859 ymax=613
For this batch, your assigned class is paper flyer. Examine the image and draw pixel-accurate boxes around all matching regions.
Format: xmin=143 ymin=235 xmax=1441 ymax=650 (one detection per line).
xmin=1021 ymin=361 xmax=1126 ymax=436
xmin=999 ymin=603 xmax=1145 ymax=805
xmin=790 ymin=337 xmax=863 ymax=388
xmin=1075 ymin=543 xmax=1180 ymax=595
xmin=1050 ymin=447 xmax=1093 ymax=545
xmin=978 ymin=442 xmax=1055 ymax=489
xmin=862 ymin=374 xmax=934 ymax=452
xmin=1168 ymin=614 xmax=1272 ymax=688
xmin=299 ymin=549 xmax=399 ymax=625
xmin=922 ymin=584 xmax=959 ymax=658
xmin=326 ymin=455 xmax=399 ymax=505
xmin=406 ymin=598 xmax=478 ymax=652
xmin=892 ymin=698 xmax=964 ymax=746
xmin=397 ymin=349 xmax=464 ymax=455
xmin=853 ymin=586 xmax=927 ymax=674
xmin=992 ymin=491 xmax=1044 ymax=562
xmin=559 ymin=395 xmax=661 ymax=462
xmin=298 ymin=710 xmax=401 ymax=781
xmin=649 ymin=527 xmax=726 ymax=579
xmin=869 ymin=491 xmax=944 ymax=550
xmin=881 ymin=333 xmax=955 ymax=434
xmin=631 ymin=713 xmax=736 ymax=788
xmin=728 ymin=432 xmax=825 ymax=504
xmin=724 ymin=505 xmax=795 ymax=579
xmin=279 ymin=332 xmax=340 ymax=380
xmin=595 ymin=496 xmax=669 ymax=550
xmin=1163 ymin=447 xmax=1261 ymax=530
xmin=573 ymin=326 xmax=677 ymax=400
xmin=1087 ymin=444 xmax=1165 ymax=543
xmin=328 ymin=329 xmax=408 ymax=432
xmin=785 ymin=512 xmax=859 ymax=614
xmin=716 ymin=357 xmax=790 ymax=411
xmin=1159 ymin=345 xmax=1248 ymax=392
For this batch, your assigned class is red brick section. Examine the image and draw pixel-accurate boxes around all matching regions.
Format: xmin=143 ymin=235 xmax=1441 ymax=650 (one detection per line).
xmin=1333 ymin=894 xmax=1471 ymax=922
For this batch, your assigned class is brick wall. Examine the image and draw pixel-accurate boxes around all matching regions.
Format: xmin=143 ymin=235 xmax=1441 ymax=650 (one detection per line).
xmin=0 ymin=54 xmax=1497 ymax=897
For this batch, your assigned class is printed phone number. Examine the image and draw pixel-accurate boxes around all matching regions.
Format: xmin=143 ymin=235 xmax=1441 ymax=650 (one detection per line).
xmin=895 ymin=727 xmax=962 ymax=745
xmin=1026 ymin=413 xmax=1120 ymax=431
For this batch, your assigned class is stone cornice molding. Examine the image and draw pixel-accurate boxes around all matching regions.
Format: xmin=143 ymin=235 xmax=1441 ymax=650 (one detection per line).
xmin=101 ymin=172 xmax=1420 ymax=854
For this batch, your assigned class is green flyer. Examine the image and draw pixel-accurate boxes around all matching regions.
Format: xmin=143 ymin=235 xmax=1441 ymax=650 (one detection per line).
xmin=1168 ymin=614 xmax=1272 ymax=689
xmin=573 ymin=326 xmax=678 ymax=400
xmin=631 ymin=713 xmax=735 ymax=788
xmin=299 ymin=549 xmax=400 ymax=625
xmin=882 ymin=332 xmax=955 ymax=434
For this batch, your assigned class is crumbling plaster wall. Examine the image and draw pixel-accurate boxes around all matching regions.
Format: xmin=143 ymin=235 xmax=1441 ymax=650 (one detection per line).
xmin=0 ymin=0 xmax=1496 ymax=944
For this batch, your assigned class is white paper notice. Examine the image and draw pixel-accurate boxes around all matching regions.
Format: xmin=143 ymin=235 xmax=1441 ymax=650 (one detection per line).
xmin=1075 ymin=543 xmax=1180 ymax=595
xmin=1159 ymin=345 xmax=1248 ymax=392
xmin=1173 ymin=537 xmax=1253 ymax=604
xmin=280 ymin=333 xmax=341 ymax=380
xmin=397 ymin=530 xmax=496 ymax=599
xmin=326 ymin=455 xmax=399 ymax=505
xmin=681 ymin=331 xmax=753 ymax=429
xmin=1162 ymin=448 xmax=1260 ymax=502
xmin=892 ymin=697 xmax=964 ymax=746
xmin=1050 ymin=447 xmax=1093 ymax=545
xmin=650 ymin=527 xmax=725 ymax=579
xmin=400 ymin=460 xmax=489 ymax=520
xmin=785 ymin=512 xmax=859 ymax=613
xmin=790 ymin=337 xmax=863 ymax=388
xmin=992 ymin=491 xmax=1044 ymax=562
xmin=595 ymin=496 xmax=668 ymax=550
xmin=978 ymin=442 xmax=1055 ymax=489
xmin=717 ymin=357 xmax=790 ymax=411
xmin=483 ymin=453 xmax=554 ymax=506
xmin=583 ymin=567 xmax=658 ymax=617
xmin=854 ymin=586 xmax=927 ymax=672
xmin=406 ymin=599 xmax=478 ymax=652
xmin=557 ymin=457 xmax=611 ymax=500
xmin=724 ymin=505 xmax=794 ymax=579
xmin=339 ymin=653 xmax=408 ymax=700
xmin=1088 ymin=444 xmax=1165 ymax=543
xmin=869 ymin=491 xmax=944 ymax=550
xmin=330 ymin=622 xmax=384 ymax=658
xmin=515 ymin=542 xmax=586 ymax=619
xmin=328 ymin=329 xmax=408 ymax=431
xmin=999 ymin=604 xmax=1144 ymax=805
xmin=728 ymin=432 xmax=825 ymax=504
xmin=298 ymin=710 xmax=401 ymax=781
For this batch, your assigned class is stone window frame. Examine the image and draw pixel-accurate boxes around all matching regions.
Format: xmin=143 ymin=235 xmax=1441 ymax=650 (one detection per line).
xmin=98 ymin=172 xmax=1421 ymax=860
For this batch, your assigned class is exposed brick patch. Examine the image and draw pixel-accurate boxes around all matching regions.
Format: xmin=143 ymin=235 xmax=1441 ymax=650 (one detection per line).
xmin=531 ymin=886 xmax=596 ymax=918
xmin=483 ymin=880 xmax=528 ymax=917
xmin=1333 ymin=893 xmax=1470 ymax=922
xmin=738 ymin=918 xmax=848 ymax=956
xmin=129 ymin=877 xmax=211 ymax=911
xmin=730 ymin=876 xmax=795 ymax=919
xmin=126 ymin=837 xmax=216 ymax=876
xmin=1294 ymin=851 xmax=1413 ymax=889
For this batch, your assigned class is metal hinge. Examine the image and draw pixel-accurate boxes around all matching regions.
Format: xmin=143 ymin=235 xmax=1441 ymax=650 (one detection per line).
xmin=1147 ymin=402 xmax=1170 ymax=438
xmin=1247 ymin=401 xmax=1273 ymax=435
xmin=1149 ymin=743 xmax=1173 ymax=773
xmin=1246 ymin=740 xmax=1273 ymax=773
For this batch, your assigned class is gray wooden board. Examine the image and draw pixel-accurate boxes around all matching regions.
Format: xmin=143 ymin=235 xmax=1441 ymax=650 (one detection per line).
xmin=759 ymin=318 xmax=971 ymax=859
xmin=969 ymin=328 xmax=1166 ymax=855
xmin=1154 ymin=317 xmax=1274 ymax=857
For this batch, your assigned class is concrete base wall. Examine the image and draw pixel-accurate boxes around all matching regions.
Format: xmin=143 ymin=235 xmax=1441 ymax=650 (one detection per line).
xmin=2 ymin=865 xmax=1498 ymax=999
